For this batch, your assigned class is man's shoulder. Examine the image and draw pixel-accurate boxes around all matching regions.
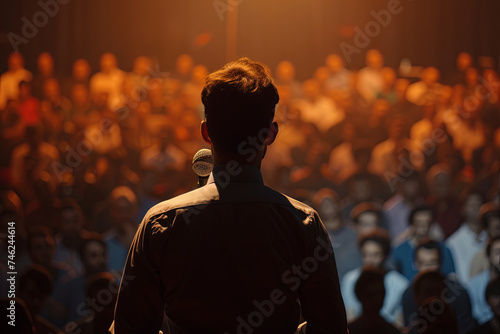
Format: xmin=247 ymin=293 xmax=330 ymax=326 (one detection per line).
xmin=143 ymin=184 xmax=219 ymax=220
xmin=142 ymin=183 xmax=317 ymax=223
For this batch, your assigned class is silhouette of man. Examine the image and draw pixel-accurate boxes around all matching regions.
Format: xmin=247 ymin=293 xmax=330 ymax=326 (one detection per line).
xmin=111 ymin=58 xmax=347 ymax=334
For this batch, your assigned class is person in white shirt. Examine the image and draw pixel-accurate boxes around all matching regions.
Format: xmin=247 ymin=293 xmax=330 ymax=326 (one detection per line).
xmin=357 ymin=49 xmax=384 ymax=104
xmin=298 ymin=79 xmax=344 ymax=133
xmin=406 ymin=67 xmax=442 ymax=106
xmin=446 ymin=188 xmax=488 ymax=284
xmin=368 ymin=116 xmax=412 ymax=178
xmin=327 ymin=121 xmax=357 ymax=184
xmin=341 ymin=228 xmax=408 ymax=326
xmin=89 ymin=53 xmax=126 ymax=110
xmin=0 ymin=52 xmax=32 ymax=110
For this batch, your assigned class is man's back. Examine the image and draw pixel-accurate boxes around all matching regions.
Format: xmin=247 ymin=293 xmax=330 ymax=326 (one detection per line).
xmin=113 ymin=165 xmax=346 ymax=334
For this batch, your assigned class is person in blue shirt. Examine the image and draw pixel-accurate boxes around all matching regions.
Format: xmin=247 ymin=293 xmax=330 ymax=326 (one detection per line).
xmin=392 ymin=205 xmax=455 ymax=281
xmin=402 ymin=240 xmax=477 ymax=334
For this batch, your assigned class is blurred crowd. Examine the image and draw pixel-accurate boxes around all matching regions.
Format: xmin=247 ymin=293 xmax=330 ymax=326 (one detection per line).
xmin=0 ymin=49 xmax=499 ymax=333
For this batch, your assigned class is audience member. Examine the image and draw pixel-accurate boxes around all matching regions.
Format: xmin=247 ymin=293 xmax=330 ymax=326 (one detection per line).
xmin=392 ymin=207 xmax=454 ymax=281
xmin=470 ymin=203 xmax=500 ymax=278
xmin=89 ymin=52 xmax=125 ymax=110
xmin=383 ymin=173 xmax=425 ymax=243
xmin=312 ymin=188 xmax=362 ymax=280
xmin=18 ymin=265 xmax=63 ymax=334
xmin=54 ymin=200 xmax=92 ymax=275
xmin=447 ymin=188 xmax=488 ymax=283
xmin=0 ymin=52 xmax=32 ymax=110
xmin=467 ymin=236 xmax=500 ymax=325
xmin=401 ymin=242 xmax=476 ymax=334
xmin=467 ymin=276 xmax=500 ymax=334
xmin=52 ymin=234 xmax=109 ymax=328
xmin=103 ymin=186 xmax=139 ymax=274
xmin=341 ymin=228 xmax=408 ymax=325
xmin=347 ymin=267 xmax=400 ymax=334
xmin=357 ymin=49 xmax=384 ymax=103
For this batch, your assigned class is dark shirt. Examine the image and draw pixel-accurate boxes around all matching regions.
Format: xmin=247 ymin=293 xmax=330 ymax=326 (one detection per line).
xmin=112 ymin=164 xmax=347 ymax=334
xmin=467 ymin=320 xmax=497 ymax=334
xmin=402 ymin=276 xmax=477 ymax=334
xmin=348 ymin=315 xmax=400 ymax=334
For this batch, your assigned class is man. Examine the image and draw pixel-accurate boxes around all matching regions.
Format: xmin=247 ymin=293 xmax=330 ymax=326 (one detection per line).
xmin=350 ymin=202 xmax=385 ymax=235
xmin=111 ymin=58 xmax=347 ymax=333
xmin=382 ymin=172 xmax=424 ymax=244
xmin=470 ymin=203 xmax=500 ymax=278
xmin=401 ymin=240 xmax=476 ymax=334
xmin=392 ymin=206 xmax=455 ymax=282
xmin=347 ymin=267 xmax=400 ymax=334
xmin=104 ymin=186 xmax=140 ymax=274
xmin=0 ymin=52 xmax=33 ymax=110
xmin=341 ymin=228 xmax=408 ymax=325
xmin=54 ymin=200 xmax=92 ymax=275
xmin=18 ymin=265 xmax=63 ymax=334
xmin=468 ymin=276 xmax=500 ymax=334
xmin=446 ymin=188 xmax=487 ymax=284
xmin=312 ymin=188 xmax=362 ymax=280
xmin=52 ymin=234 xmax=109 ymax=329
xmin=89 ymin=52 xmax=125 ymax=110
xmin=467 ymin=236 xmax=500 ymax=325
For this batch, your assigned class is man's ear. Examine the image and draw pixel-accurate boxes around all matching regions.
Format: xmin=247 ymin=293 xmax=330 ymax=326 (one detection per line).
xmin=264 ymin=121 xmax=278 ymax=146
xmin=201 ymin=120 xmax=211 ymax=145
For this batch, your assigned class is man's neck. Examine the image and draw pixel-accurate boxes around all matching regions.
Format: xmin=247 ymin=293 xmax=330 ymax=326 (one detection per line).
xmin=213 ymin=150 xmax=264 ymax=169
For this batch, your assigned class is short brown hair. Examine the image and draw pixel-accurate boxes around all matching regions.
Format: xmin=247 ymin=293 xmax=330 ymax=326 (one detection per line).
xmin=201 ymin=57 xmax=279 ymax=154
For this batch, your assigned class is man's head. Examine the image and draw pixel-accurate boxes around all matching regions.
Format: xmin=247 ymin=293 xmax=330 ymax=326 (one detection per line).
xmin=415 ymin=240 xmax=441 ymax=272
xmin=359 ymin=228 xmax=391 ymax=269
xmin=58 ymin=199 xmax=84 ymax=241
xmin=409 ymin=206 xmax=433 ymax=241
xmin=426 ymin=164 xmax=451 ymax=200
xmin=459 ymin=187 xmax=484 ymax=225
xmin=487 ymin=235 xmax=500 ymax=274
xmin=99 ymin=52 xmax=118 ymax=73
xmin=72 ymin=58 xmax=91 ymax=81
xmin=27 ymin=227 xmax=55 ymax=267
xmin=201 ymin=58 xmax=279 ymax=164
xmin=365 ymin=49 xmax=383 ymax=69
xmin=37 ymin=52 xmax=54 ymax=76
xmin=109 ymin=186 xmax=138 ymax=229
xmin=351 ymin=202 xmax=381 ymax=235
xmin=456 ymin=52 xmax=472 ymax=71
xmin=79 ymin=234 xmax=107 ymax=276
xmin=480 ymin=202 xmax=500 ymax=238
xmin=325 ymin=54 xmax=344 ymax=73
xmin=354 ymin=267 xmax=385 ymax=313
xmin=8 ymin=52 xmax=25 ymax=71
xmin=312 ymin=188 xmax=341 ymax=231
xmin=19 ymin=265 xmax=53 ymax=316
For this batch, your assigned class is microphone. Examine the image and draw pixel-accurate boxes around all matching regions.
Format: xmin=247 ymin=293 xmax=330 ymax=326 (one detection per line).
xmin=192 ymin=149 xmax=214 ymax=188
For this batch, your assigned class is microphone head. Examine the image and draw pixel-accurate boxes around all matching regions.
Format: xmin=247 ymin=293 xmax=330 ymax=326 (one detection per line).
xmin=192 ymin=148 xmax=214 ymax=177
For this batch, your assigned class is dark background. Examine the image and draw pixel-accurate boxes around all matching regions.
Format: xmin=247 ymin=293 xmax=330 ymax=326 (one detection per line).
xmin=1 ymin=0 xmax=499 ymax=78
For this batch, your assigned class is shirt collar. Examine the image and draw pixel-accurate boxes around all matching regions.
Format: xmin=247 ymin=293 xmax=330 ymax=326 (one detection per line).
xmin=207 ymin=163 xmax=264 ymax=185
